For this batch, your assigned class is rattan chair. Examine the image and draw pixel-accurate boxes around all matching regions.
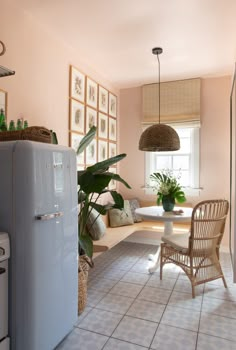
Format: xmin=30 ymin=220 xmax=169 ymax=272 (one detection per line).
xmin=160 ymin=199 xmax=229 ymax=298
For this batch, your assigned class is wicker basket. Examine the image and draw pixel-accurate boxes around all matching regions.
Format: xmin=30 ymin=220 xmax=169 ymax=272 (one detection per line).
xmin=78 ymin=255 xmax=90 ymax=314
xmin=0 ymin=126 xmax=52 ymax=143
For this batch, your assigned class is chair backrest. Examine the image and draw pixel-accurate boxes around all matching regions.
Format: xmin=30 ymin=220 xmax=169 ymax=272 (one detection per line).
xmin=189 ymin=199 xmax=229 ymax=255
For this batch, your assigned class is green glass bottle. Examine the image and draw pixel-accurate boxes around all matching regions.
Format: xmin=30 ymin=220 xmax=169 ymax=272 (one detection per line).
xmin=8 ymin=120 xmax=16 ymax=131
xmin=1 ymin=118 xmax=7 ymax=131
xmin=16 ymin=118 xmax=23 ymax=130
xmin=0 ymin=109 xmax=5 ymax=129
xmin=23 ymin=120 xmax=28 ymax=129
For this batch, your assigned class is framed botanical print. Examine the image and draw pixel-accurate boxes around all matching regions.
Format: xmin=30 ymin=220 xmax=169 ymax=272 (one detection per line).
xmin=108 ymin=142 xmax=117 ymax=159
xmin=98 ymin=140 xmax=108 ymax=162
xmin=86 ymin=106 xmax=97 ymax=133
xmin=108 ymin=167 xmax=117 ymax=190
xmin=85 ymin=139 xmax=97 ymax=165
xmin=0 ymin=88 xmax=7 ymax=118
xmin=86 ymin=77 xmax=98 ymax=109
xmin=70 ymin=132 xmax=84 ymax=165
xmin=109 ymin=93 xmax=117 ymax=118
xmin=70 ymin=65 xmax=85 ymax=102
xmin=109 ymin=117 xmax=117 ymax=141
xmin=98 ymin=85 xmax=108 ymax=113
xmin=70 ymin=99 xmax=85 ymax=134
xmin=98 ymin=113 xmax=108 ymax=139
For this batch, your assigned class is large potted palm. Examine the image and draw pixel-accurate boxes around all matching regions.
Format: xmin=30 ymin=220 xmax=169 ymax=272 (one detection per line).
xmin=76 ymin=126 xmax=130 ymax=312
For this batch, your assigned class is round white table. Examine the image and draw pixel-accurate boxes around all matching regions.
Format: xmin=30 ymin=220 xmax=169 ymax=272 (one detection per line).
xmin=135 ymin=206 xmax=193 ymax=273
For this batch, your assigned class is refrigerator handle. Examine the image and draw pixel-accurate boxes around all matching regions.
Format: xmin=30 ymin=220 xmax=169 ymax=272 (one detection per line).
xmin=35 ymin=212 xmax=64 ymax=221
xmin=0 ymin=267 xmax=6 ymax=274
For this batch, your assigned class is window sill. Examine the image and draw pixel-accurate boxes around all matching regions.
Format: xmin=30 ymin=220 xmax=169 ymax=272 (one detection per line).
xmin=145 ymin=187 xmax=201 ymax=197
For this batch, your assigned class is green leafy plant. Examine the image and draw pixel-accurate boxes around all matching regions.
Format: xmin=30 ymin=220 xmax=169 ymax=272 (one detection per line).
xmin=77 ymin=126 xmax=131 ymax=258
xmin=150 ymin=169 xmax=186 ymax=205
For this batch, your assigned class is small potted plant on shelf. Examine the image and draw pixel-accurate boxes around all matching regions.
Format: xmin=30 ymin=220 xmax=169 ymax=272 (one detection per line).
xmin=150 ymin=169 xmax=186 ymax=212
xmin=76 ymin=126 xmax=131 ymax=313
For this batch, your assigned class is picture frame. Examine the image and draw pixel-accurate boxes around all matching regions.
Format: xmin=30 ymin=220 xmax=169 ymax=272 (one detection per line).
xmin=86 ymin=77 xmax=98 ymax=108
xmin=69 ymin=99 xmax=85 ymax=134
xmin=98 ymin=140 xmax=108 ymax=162
xmin=108 ymin=167 xmax=117 ymax=190
xmin=70 ymin=65 xmax=85 ymax=102
xmin=69 ymin=132 xmax=84 ymax=165
xmin=109 ymin=92 xmax=117 ymax=118
xmin=85 ymin=139 xmax=97 ymax=165
xmin=108 ymin=142 xmax=117 ymax=159
xmin=86 ymin=106 xmax=97 ymax=133
xmin=98 ymin=85 xmax=108 ymax=113
xmin=109 ymin=117 xmax=117 ymax=141
xmin=98 ymin=113 xmax=108 ymax=139
xmin=0 ymin=88 xmax=7 ymax=119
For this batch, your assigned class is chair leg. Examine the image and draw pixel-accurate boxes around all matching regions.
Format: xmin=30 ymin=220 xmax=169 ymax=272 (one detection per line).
xmin=222 ymin=275 xmax=228 ymax=288
xmin=160 ymin=246 xmax=163 ymax=280
xmin=191 ymin=283 xmax=195 ymax=298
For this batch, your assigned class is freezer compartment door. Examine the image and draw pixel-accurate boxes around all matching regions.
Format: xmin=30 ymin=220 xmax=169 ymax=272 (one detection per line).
xmin=11 ymin=142 xmax=78 ymax=350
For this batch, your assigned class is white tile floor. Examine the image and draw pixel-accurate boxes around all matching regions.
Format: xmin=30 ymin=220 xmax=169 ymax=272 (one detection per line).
xmin=57 ymin=242 xmax=236 ymax=350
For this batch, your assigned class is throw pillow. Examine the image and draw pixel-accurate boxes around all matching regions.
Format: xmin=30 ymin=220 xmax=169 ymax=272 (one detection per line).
xmin=128 ymin=198 xmax=142 ymax=222
xmin=86 ymin=209 xmax=106 ymax=241
xmin=109 ymin=200 xmax=134 ymax=227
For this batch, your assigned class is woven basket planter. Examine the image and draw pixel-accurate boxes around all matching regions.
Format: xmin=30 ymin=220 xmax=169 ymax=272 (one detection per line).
xmin=78 ymin=255 xmax=91 ymax=315
xmin=0 ymin=126 xmax=52 ymax=143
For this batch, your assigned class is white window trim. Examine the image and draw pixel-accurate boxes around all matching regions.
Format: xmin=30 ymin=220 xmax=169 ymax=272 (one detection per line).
xmin=144 ymin=126 xmax=200 ymax=197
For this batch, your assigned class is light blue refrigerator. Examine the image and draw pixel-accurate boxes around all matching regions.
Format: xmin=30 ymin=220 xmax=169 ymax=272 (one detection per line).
xmin=0 ymin=141 xmax=78 ymax=350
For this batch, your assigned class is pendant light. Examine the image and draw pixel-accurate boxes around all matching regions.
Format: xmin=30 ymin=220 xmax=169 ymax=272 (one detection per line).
xmin=139 ymin=47 xmax=180 ymax=151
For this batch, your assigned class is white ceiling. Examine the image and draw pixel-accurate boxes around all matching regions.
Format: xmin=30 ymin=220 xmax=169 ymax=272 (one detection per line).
xmin=19 ymin=0 xmax=236 ymax=88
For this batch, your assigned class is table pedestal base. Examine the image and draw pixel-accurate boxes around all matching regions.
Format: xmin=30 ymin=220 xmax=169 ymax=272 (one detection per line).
xmin=148 ymin=221 xmax=173 ymax=273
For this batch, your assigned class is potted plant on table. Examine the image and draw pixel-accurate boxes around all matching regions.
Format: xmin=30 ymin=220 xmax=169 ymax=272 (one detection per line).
xmin=150 ymin=169 xmax=186 ymax=211
xmin=76 ymin=126 xmax=131 ymax=313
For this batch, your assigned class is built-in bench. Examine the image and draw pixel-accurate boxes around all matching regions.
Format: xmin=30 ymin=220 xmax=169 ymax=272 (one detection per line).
xmin=93 ymin=221 xmax=162 ymax=253
xmin=93 ymin=201 xmax=192 ymax=254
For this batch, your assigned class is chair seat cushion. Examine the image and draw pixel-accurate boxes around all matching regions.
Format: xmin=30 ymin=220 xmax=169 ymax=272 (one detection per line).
xmin=162 ymin=233 xmax=190 ymax=253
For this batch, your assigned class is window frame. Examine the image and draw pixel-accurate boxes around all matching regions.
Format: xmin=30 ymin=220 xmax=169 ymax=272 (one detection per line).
xmin=145 ymin=126 xmax=200 ymax=196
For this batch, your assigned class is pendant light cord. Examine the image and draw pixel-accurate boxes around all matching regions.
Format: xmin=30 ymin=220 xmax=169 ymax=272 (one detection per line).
xmin=157 ymin=54 xmax=161 ymax=124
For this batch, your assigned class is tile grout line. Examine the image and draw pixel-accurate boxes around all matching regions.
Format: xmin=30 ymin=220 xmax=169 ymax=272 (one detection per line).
xmin=86 ymin=243 xmax=156 ymax=349
xmin=100 ymin=246 xmax=155 ymax=349
xmin=194 ymin=283 xmax=205 ymax=350
xmin=147 ymin=269 xmax=180 ymax=349
xmin=74 ymin=245 xmax=236 ymax=349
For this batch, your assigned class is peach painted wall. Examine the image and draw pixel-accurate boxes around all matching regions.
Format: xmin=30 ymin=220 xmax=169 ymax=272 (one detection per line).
xmin=119 ymin=76 xmax=231 ymax=248
xmin=0 ymin=0 xmax=119 ymax=146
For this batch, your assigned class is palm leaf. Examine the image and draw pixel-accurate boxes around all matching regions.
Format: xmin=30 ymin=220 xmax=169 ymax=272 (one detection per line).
xmin=86 ymin=154 xmax=126 ymax=173
xmin=77 ymin=126 xmax=96 ymax=155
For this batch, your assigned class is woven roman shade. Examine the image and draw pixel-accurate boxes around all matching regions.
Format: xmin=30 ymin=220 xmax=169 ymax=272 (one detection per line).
xmin=142 ymin=78 xmax=201 ymax=125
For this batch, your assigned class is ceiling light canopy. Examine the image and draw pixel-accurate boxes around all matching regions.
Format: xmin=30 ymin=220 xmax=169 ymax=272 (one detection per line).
xmin=139 ymin=47 xmax=180 ymax=152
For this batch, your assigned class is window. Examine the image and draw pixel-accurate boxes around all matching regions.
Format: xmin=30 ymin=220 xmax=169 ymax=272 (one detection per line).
xmin=145 ymin=127 xmax=200 ymax=196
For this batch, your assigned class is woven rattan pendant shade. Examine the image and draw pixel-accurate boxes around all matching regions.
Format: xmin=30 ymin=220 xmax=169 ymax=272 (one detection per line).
xmin=139 ymin=47 xmax=180 ymax=152
xmin=139 ymin=124 xmax=180 ymax=151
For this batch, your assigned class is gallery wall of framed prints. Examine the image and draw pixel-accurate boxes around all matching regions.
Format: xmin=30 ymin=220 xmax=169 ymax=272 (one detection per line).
xmin=68 ymin=65 xmax=118 ymax=178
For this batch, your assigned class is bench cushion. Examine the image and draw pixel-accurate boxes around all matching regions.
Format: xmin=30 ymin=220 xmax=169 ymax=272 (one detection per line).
xmin=109 ymin=200 xmax=134 ymax=227
xmin=128 ymin=198 xmax=142 ymax=222
xmin=87 ymin=209 xmax=106 ymax=240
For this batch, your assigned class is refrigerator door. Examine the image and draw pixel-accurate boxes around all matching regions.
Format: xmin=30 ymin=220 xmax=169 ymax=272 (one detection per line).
xmin=9 ymin=141 xmax=78 ymax=350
